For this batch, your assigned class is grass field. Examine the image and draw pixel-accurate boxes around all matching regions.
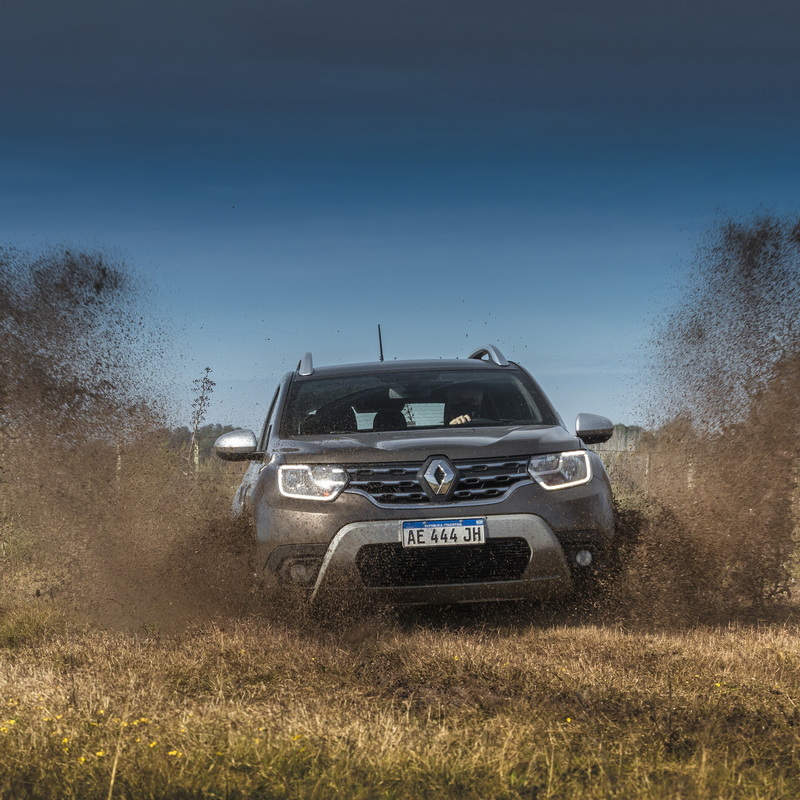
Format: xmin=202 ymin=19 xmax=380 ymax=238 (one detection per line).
xmin=1 ymin=603 xmax=800 ymax=799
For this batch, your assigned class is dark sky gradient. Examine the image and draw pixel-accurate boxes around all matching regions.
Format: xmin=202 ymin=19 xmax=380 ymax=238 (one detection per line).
xmin=3 ymin=0 xmax=800 ymax=427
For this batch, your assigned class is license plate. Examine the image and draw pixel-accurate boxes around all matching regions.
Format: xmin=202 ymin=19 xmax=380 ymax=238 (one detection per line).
xmin=401 ymin=518 xmax=486 ymax=548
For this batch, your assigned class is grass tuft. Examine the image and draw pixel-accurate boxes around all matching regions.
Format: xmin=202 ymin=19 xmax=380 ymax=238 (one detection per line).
xmin=0 ymin=605 xmax=73 ymax=649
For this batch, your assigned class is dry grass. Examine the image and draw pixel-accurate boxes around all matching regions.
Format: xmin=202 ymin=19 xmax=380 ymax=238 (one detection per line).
xmin=1 ymin=607 xmax=800 ymax=799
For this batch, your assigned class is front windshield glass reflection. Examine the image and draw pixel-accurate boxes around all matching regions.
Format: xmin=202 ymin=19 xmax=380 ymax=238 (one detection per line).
xmin=281 ymin=369 xmax=558 ymax=436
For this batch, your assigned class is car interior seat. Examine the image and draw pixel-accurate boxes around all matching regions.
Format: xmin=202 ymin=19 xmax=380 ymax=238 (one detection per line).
xmin=372 ymin=408 xmax=408 ymax=431
xmin=304 ymin=405 xmax=358 ymax=434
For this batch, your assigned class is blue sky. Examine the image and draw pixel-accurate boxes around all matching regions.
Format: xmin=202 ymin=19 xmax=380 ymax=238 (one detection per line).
xmin=3 ymin=0 xmax=800 ymax=430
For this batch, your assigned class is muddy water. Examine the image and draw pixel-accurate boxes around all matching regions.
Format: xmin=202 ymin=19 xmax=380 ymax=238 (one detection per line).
xmin=0 ymin=248 xmax=255 ymax=630
xmin=615 ymin=217 xmax=800 ymax=620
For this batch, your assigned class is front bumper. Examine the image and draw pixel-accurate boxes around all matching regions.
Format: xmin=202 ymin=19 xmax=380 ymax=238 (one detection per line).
xmin=307 ymin=512 xmax=573 ymax=605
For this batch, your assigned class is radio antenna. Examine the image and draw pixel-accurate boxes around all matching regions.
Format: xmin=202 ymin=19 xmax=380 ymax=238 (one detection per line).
xmin=377 ymin=324 xmax=385 ymax=362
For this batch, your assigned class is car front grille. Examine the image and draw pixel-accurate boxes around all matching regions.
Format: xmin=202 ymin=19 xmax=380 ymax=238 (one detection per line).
xmin=355 ymin=537 xmax=531 ymax=587
xmin=344 ymin=457 xmax=530 ymax=506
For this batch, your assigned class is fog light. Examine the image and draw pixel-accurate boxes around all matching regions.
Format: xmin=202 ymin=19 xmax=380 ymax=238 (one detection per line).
xmin=278 ymin=557 xmax=320 ymax=585
xmin=574 ymin=549 xmax=593 ymax=567
xmin=289 ymin=562 xmax=312 ymax=582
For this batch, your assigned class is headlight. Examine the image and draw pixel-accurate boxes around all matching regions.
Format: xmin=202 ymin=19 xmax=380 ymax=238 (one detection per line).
xmin=278 ymin=464 xmax=348 ymax=501
xmin=528 ymin=451 xmax=592 ymax=490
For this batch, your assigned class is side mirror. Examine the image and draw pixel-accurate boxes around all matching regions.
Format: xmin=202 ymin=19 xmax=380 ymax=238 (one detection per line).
xmin=575 ymin=413 xmax=614 ymax=445
xmin=214 ymin=429 xmax=259 ymax=461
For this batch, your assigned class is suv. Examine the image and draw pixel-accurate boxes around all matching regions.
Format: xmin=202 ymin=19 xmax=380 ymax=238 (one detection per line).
xmin=215 ymin=345 xmax=616 ymax=606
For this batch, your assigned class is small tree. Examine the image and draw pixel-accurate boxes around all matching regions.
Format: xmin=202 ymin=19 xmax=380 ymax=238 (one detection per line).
xmin=189 ymin=367 xmax=215 ymax=473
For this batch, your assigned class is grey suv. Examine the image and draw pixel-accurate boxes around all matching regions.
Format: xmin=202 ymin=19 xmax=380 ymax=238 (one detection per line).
xmin=215 ymin=345 xmax=616 ymax=606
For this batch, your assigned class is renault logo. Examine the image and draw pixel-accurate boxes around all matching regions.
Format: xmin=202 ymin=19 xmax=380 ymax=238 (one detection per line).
xmin=422 ymin=458 xmax=456 ymax=496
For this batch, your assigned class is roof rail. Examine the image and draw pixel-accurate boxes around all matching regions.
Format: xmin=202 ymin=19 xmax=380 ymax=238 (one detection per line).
xmin=468 ymin=345 xmax=509 ymax=367
xmin=297 ymin=352 xmax=314 ymax=376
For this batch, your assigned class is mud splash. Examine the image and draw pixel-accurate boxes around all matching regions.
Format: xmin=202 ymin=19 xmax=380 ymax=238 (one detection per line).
xmin=0 ymin=247 xmax=255 ymax=631
xmin=616 ymin=216 xmax=800 ymax=621
xmin=2 ymin=224 xmax=799 ymax=632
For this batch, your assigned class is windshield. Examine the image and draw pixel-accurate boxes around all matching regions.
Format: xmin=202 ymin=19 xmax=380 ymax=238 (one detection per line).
xmin=280 ymin=369 xmax=559 ymax=436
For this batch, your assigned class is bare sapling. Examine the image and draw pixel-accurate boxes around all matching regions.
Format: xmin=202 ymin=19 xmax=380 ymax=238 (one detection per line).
xmin=189 ymin=367 xmax=215 ymax=473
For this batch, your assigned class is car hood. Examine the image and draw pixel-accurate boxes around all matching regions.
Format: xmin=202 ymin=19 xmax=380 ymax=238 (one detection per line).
xmin=275 ymin=425 xmax=583 ymax=464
